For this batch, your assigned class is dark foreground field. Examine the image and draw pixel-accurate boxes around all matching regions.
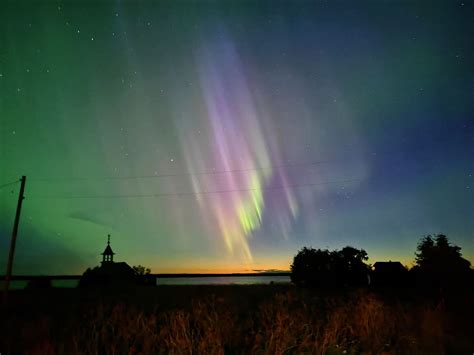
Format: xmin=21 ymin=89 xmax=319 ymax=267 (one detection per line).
xmin=1 ymin=284 xmax=473 ymax=354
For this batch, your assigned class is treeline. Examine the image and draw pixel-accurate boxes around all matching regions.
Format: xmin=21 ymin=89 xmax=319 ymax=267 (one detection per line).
xmin=291 ymin=234 xmax=473 ymax=289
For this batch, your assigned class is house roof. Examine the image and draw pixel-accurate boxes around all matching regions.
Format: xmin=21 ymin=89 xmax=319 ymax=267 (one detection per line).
xmin=373 ymin=261 xmax=407 ymax=273
xmin=101 ymin=244 xmax=115 ymax=256
xmin=99 ymin=262 xmax=135 ymax=275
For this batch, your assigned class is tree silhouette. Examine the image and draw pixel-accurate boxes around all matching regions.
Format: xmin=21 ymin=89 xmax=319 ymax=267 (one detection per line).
xmin=415 ymin=234 xmax=471 ymax=272
xmin=334 ymin=246 xmax=370 ymax=286
xmin=132 ymin=265 xmax=151 ymax=276
xmin=78 ymin=267 xmax=102 ymax=288
xmin=413 ymin=234 xmax=471 ymax=288
xmin=290 ymin=247 xmax=332 ymax=285
xmin=291 ymin=246 xmax=370 ymax=287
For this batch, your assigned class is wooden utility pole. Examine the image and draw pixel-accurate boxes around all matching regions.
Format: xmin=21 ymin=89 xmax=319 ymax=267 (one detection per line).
xmin=4 ymin=175 xmax=27 ymax=296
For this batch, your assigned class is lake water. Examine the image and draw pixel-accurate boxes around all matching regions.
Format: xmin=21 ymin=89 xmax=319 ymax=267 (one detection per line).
xmin=156 ymin=275 xmax=290 ymax=285
xmin=3 ymin=275 xmax=291 ymax=289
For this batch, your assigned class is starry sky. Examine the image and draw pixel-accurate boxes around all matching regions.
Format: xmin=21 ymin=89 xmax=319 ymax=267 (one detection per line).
xmin=1 ymin=0 xmax=473 ymax=274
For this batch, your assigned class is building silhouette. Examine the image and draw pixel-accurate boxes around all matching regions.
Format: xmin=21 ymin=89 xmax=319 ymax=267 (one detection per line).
xmin=372 ymin=261 xmax=408 ymax=287
xmin=373 ymin=261 xmax=406 ymax=273
xmin=101 ymin=234 xmax=115 ymax=264
xmin=78 ymin=234 xmax=147 ymax=288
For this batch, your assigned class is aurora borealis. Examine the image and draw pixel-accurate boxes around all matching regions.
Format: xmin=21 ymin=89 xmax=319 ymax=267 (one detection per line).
xmin=1 ymin=1 xmax=473 ymax=274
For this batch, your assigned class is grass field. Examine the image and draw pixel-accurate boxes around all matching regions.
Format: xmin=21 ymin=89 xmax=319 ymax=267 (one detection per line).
xmin=1 ymin=284 xmax=473 ymax=354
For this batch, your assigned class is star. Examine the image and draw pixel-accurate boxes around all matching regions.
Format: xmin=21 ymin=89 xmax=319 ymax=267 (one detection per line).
xmin=0 ymin=0 xmax=472 ymax=279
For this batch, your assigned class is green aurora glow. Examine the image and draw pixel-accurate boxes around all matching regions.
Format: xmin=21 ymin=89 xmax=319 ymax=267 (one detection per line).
xmin=1 ymin=1 xmax=473 ymax=274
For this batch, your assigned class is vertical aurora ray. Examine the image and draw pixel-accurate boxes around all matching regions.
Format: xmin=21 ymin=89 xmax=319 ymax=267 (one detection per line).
xmin=2 ymin=2 xmax=472 ymax=274
xmin=177 ymin=33 xmax=298 ymax=263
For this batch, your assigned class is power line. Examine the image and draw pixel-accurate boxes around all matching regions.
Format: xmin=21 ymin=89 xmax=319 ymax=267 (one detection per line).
xmin=29 ymin=178 xmax=361 ymax=200
xmin=15 ymin=147 xmax=443 ymax=184
xmin=28 ymin=159 xmax=339 ymax=183
xmin=0 ymin=179 xmax=20 ymax=190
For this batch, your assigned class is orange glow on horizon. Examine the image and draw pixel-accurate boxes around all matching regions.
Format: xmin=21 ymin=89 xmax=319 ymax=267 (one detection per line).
xmin=144 ymin=258 xmax=292 ymax=274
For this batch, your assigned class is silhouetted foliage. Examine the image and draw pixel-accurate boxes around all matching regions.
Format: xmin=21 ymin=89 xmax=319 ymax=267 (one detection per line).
xmin=78 ymin=263 xmax=145 ymax=288
xmin=290 ymin=247 xmax=331 ymax=286
xmin=291 ymin=246 xmax=370 ymax=287
xmin=3 ymin=286 xmax=474 ymax=353
xmin=78 ymin=267 xmax=102 ymax=288
xmin=412 ymin=234 xmax=471 ymax=288
xmin=415 ymin=234 xmax=471 ymax=272
xmin=132 ymin=265 xmax=151 ymax=275
xmin=132 ymin=264 xmax=155 ymax=286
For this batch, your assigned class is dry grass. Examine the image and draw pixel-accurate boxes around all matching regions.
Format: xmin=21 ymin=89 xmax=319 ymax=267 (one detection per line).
xmin=0 ymin=286 xmax=471 ymax=354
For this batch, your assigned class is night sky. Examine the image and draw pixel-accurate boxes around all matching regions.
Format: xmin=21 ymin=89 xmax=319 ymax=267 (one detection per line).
xmin=1 ymin=1 xmax=473 ymax=274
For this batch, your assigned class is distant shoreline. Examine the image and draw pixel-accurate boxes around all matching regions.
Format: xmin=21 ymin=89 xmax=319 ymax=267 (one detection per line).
xmin=0 ymin=272 xmax=291 ymax=281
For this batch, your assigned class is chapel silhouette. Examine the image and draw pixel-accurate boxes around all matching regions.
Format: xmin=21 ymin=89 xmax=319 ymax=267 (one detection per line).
xmin=102 ymin=234 xmax=115 ymax=264
xmin=78 ymin=234 xmax=144 ymax=288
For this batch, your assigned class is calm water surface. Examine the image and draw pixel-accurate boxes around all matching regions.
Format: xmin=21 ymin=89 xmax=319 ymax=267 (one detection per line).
xmin=3 ymin=276 xmax=290 ymax=289
xmin=156 ymin=275 xmax=290 ymax=285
